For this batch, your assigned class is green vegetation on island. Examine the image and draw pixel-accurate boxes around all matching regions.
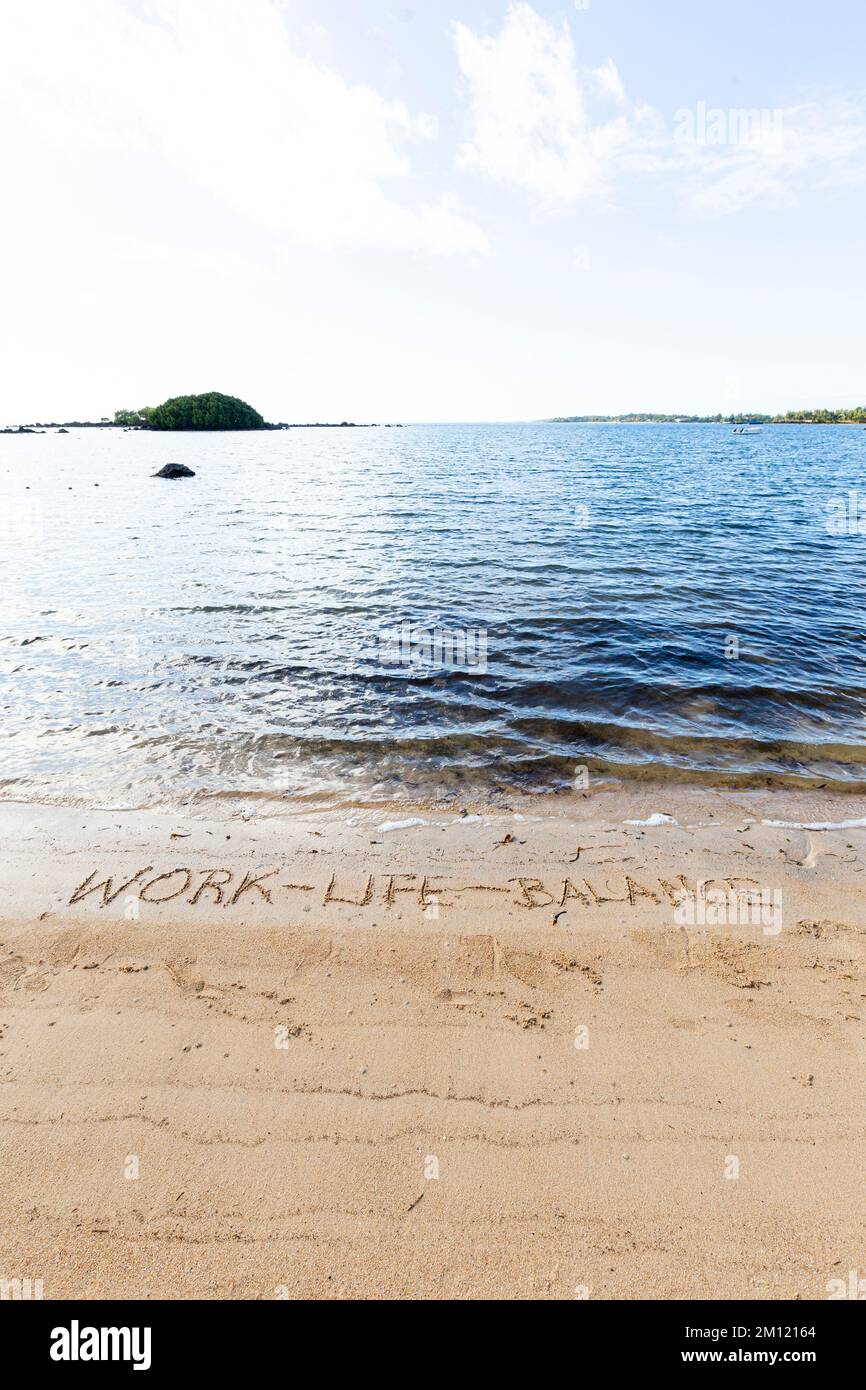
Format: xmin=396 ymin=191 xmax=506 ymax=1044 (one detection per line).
xmin=550 ymin=407 xmax=866 ymax=425
xmin=112 ymin=407 xmax=154 ymax=428
xmin=772 ymin=407 xmax=866 ymax=424
xmin=114 ymin=392 xmax=266 ymax=431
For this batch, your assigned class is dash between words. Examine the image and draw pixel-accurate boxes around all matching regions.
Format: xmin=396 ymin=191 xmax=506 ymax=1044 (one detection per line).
xmin=65 ymin=865 xmax=743 ymax=913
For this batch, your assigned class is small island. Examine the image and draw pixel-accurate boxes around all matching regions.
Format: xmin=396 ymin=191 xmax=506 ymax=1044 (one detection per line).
xmin=115 ymin=391 xmax=267 ymax=431
xmin=108 ymin=393 xmax=366 ymax=431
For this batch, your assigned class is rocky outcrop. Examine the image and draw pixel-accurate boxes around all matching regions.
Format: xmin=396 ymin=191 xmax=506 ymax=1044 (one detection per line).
xmin=153 ymin=463 xmax=196 ymax=479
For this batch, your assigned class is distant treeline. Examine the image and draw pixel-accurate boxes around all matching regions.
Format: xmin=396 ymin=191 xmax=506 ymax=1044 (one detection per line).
xmin=3 ymin=419 xmax=388 ymax=432
xmin=551 ymin=408 xmax=866 ymax=424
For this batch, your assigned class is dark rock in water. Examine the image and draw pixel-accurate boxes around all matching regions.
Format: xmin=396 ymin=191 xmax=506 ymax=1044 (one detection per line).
xmin=57 ymin=427 xmax=69 ymax=434
xmin=153 ymin=463 xmax=196 ymax=479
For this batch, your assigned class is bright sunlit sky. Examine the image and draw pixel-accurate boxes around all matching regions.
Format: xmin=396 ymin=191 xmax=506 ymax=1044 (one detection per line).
xmin=1 ymin=0 xmax=865 ymax=423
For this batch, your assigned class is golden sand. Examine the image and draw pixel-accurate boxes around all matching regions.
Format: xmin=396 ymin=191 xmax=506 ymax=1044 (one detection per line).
xmin=1 ymin=786 xmax=864 ymax=1299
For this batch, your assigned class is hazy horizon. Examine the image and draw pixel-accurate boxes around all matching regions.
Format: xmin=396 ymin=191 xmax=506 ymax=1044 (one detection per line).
xmin=7 ymin=404 xmax=866 ymax=428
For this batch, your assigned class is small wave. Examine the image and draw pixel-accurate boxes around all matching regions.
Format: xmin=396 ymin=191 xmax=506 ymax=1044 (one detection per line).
xmin=376 ymin=817 xmax=428 ymax=832
xmin=624 ymin=813 xmax=678 ymax=826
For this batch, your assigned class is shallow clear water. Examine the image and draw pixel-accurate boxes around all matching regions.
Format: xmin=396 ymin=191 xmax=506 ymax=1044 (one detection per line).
xmin=2 ymin=422 xmax=865 ymax=808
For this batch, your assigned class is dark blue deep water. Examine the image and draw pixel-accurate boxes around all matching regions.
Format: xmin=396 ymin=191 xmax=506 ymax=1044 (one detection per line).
xmin=2 ymin=422 xmax=865 ymax=807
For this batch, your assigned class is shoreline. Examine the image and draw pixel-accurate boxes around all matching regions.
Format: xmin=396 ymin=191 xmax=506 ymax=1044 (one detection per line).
xmin=4 ymin=776 xmax=866 ymax=822
xmin=1 ymin=788 xmax=864 ymax=1298
xmin=4 ymin=417 xmax=866 ymax=432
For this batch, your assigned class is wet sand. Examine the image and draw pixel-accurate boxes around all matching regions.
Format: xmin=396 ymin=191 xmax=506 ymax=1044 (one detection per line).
xmin=0 ymin=786 xmax=864 ymax=1299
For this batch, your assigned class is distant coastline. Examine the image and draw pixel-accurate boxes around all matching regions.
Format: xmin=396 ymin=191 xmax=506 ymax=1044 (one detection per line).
xmin=4 ymin=407 xmax=865 ymax=432
xmin=0 ymin=419 xmax=399 ymax=434
xmin=550 ymin=408 xmax=866 ymax=425
xmin=1 ymin=389 xmax=405 ymax=433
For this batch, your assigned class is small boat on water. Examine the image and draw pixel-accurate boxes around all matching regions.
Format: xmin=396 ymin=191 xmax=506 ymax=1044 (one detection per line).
xmin=732 ymin=426 xmax=762 ymax=434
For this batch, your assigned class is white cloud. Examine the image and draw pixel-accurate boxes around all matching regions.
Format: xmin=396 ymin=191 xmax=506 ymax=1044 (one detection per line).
xmin=677 ymin=97 xmax=866 ymax=216
xmin=114 ymin=237 xmax=261 ymax=280
xmin=453 ymin=2 xmax=659 ymax=204
xmin=592 ymin=58 xmax=627 ymax=107
xmin=0 ymin=0 xmax=487 ymax=254
xmin=453 ymin=3 xmax=866 ymax=218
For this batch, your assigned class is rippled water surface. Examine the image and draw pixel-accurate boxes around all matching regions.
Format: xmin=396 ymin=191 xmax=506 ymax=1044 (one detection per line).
xmin=2 ymin=422 xmax=866 ymax=808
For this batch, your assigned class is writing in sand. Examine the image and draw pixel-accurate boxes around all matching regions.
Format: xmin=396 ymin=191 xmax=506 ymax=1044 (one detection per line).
xmin=66 ymin=864 xmax=715 ymax=914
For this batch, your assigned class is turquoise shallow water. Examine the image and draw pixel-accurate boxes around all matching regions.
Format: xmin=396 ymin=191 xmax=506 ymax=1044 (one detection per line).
xmin=1 ymin=422 xmax=865 ymax=807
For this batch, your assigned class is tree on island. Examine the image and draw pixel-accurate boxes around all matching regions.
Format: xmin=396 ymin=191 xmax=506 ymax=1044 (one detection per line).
xmin=114 ymin=392 xmax=266 ymax=430
xmin=114 ymin=407 xmax=154 ymax=427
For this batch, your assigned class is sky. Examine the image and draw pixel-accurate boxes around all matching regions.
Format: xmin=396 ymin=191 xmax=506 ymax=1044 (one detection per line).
xmin=0 ymin=0 xmax=865 ymax=423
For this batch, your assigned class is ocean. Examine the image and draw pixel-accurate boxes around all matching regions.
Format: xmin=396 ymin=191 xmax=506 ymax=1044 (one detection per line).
xmin=2 ymin=421 xmax=865 ymax=808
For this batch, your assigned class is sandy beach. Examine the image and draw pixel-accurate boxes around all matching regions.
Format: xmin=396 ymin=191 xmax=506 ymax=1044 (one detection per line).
xmin=1 ymin=785 xmax=863 ymax=1300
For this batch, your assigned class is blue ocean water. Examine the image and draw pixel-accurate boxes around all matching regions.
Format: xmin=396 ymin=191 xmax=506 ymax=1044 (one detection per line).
xmin=1 ymin=421 xmax=865 ymax=807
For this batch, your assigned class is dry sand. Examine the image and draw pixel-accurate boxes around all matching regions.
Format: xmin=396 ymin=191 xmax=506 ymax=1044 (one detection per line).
xmin=0 ymin=785 xmax=864 ymax=1300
